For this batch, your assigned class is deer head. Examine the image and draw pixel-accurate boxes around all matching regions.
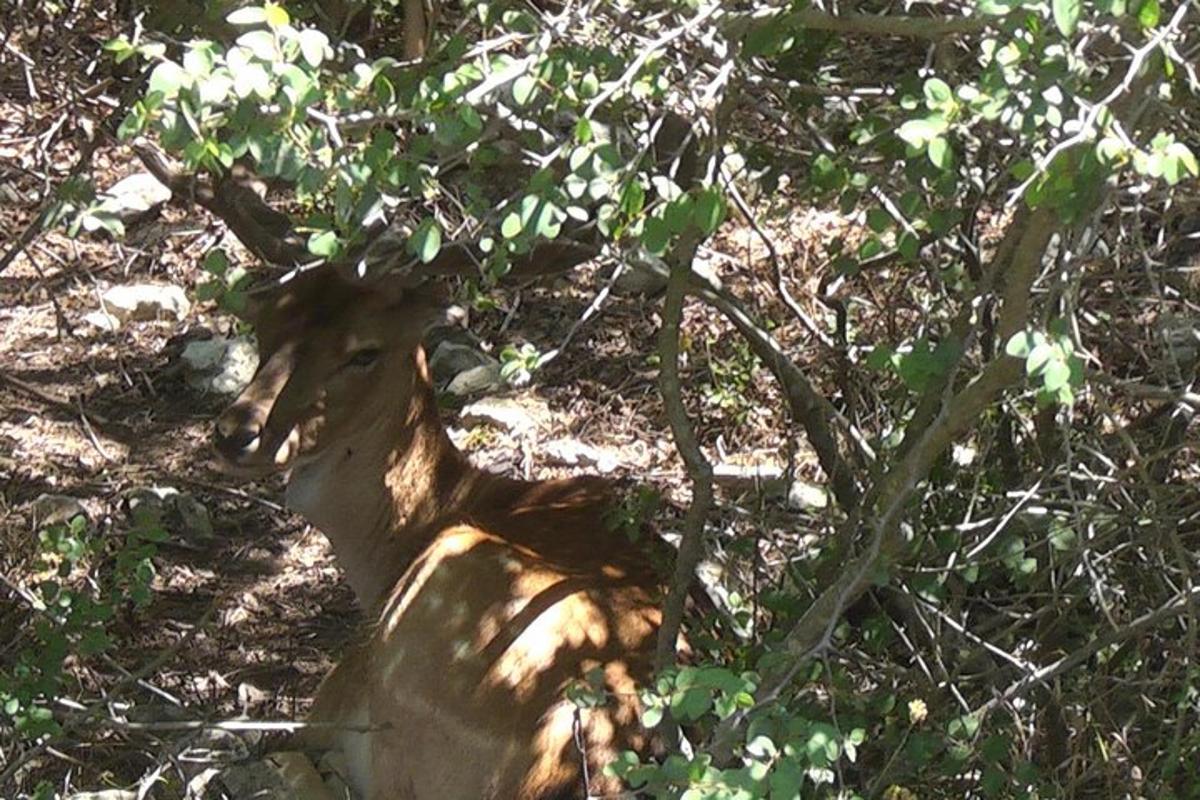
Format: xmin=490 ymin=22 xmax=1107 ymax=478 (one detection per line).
xmin=213 ymin=268 xmax=443 ymax=476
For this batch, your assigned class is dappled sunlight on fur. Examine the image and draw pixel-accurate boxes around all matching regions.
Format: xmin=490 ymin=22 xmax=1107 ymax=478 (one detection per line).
xmin=214 ymin=268 xmax=663 ymax=799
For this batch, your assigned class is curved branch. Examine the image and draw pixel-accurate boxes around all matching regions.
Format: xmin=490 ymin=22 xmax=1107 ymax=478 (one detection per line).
xmin=654 ymin=232 xmax=715 ymax=671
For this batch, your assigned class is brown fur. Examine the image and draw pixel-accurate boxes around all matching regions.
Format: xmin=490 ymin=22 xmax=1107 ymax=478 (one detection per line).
xmin=214 ymin=268 xmax=659 ymax=799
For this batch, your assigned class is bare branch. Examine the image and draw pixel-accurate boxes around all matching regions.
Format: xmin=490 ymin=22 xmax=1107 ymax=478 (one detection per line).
xmin=977 ymin=584 xmax=1200 ymax=717
xmin=654 ymin=234 xmax=715 ymax=671
xmin=682 ymin=267 xmax=864 ymax=511
xmin=727 ymin=7 xmax=988 ymax=41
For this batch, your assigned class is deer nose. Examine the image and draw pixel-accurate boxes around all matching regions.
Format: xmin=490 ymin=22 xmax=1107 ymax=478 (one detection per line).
xmin=214 ymin=407 xmax=264 ymax=459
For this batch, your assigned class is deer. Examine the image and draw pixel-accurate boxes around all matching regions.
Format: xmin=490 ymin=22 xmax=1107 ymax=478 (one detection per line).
xmin=211 ymin=264 xmax=669 ymax=799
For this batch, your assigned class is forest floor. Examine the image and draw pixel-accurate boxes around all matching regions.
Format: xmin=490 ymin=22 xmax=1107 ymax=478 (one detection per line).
xmin=0 ymin=12 xmax=833 ymax=796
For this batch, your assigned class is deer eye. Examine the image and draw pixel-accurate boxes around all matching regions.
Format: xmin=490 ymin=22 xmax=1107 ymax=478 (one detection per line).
xmin=345 ymin=347 xmax=382 ymax=369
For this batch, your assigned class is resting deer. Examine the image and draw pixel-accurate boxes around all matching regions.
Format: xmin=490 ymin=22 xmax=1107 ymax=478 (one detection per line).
xmin=213 ymin=265 xmax=664 ymax=799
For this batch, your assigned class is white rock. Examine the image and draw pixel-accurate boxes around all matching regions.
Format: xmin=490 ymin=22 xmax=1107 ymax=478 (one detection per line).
xmin=544 ymin=438 xmax=621 ymax=473
xmin=83 ymin=310 xmax=122 ymax=332
xmin=460 ymin=395 xmax=552 ymax=434
xmin=101 ymin=283 xmax=190 ymax=322
xmin=787 ymin=480 xmax=829 ymax=510
xmin=99 ymin=172 xmax=171 ymax=219
xmin=182 ymin=337 xmax=259 ymax=395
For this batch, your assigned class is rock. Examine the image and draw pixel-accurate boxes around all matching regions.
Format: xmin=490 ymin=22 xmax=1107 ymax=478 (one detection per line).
xmin=614 ymin=256 xmax=722 ymax=295
xmin=90 ymin=172 xmax=172 ymax=227
xmin=83 ymin=310 xmax=122 ymax=332
xmin=212 ymin=752 xmax=331 ymax=800
xmin=32 ymin=493 xmax=88 ymax=527
xmin=787 ymin=480 xmax=829 ymax=510
xmin=429 ymin=340 xmax=499 ymax=387
xmin=124 ymin=486 xmax=214 ymax=543
xmin=101 ymin=283 xmax=190 ymax=323
xmin=182 ymin=337 xmax=259 ymax=395
xmin=712 ymin=462 xmax=786 ymax=490
xmin=445 ymin=363 xmax=503 ymax=396
xmin=460 ymin=395 xmax=552 ymax=435
xmin=614 ymin=262 xmax=668 ymax=295
xmin=544 ymin=438 xmax=621 ymax=473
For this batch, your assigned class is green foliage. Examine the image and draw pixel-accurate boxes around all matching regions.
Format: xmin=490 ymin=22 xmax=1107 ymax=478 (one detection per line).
xmin=702 ymin=337 xmax=760 ymax=424
xmin=1 ymin=511 xmax=163 ymax=740
xmin=1005 ymin=323 xmax=1084 ymax=406
xmin=498 ymin=342 xmax=550 ymax=387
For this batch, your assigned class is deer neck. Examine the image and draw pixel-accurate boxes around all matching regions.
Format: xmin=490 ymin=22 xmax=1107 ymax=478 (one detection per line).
xmin=285 ymin=350 xmax=472 ymax=613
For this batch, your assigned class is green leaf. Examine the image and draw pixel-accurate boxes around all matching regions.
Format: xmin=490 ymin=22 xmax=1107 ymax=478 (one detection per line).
xmin=693 ymin=188 xmax=725 ymax=235
xmin=859 ymin=236 xmax=884 ymax=260
xmin=409 ymin=219 xmax=442 ymax=264
xmin=1005 ymin=330 xmax=1044 ymax=358
xmin=1025 ymin=342 xmax=1055 ymax=376
xmin=670 ymin=687 xmax=712 ymax=721
xmin=238 ymin=30 xmax=277 ymax=60
xmin=203 ymin=249 xmax=229 ymax=276
xmin=534 ymin=201 xmax=564 ymax=239
xmin=227 ymin=6 xmax=267 ymax=25
xmin=641 ymin=705 xmax=663 ymax=728
xmin=501 ymin=211 xmax=523 ymax=239
xmin=574 ymin=117 xmax=593 ymax=144
xmin=233 ymin=63 xmax=272 ymax=99
xmin=103 ymin=36 xmax=132 ymax=54
xmin=1053 ymin=0 xmax=1082 ymax=35
xmin=307 ymin=230 xmax=340 ymax=257
xmin=1137 ymin=0 xmax=1160 ymax=27
xmin=619 ymin=180 xmax=645 ymax=218
xmin=866 ymin=208 xmax=891 ymax=233
xmin=117 ymin=111 xmax=144 ymax=141
xmin=769 ymin=761 xmax=804 ymax=799
xmin=1167 ymin=142 xmax=1199 ymax=181
xmin=183 ymin=45 xmax=214 ymax=77
xmin=928 ymin=136 xmax=953 ymax=169
xmin=642 ymin=216 xmax=670 ymax=255
xmin=664 ymin=196 xmax=693 ymax=234
xmin=897 ymin=116 xmax=947 ymax=148
xmin=512 ymin=75 xmax=538 ymax=106
xmin=923 ymin=78 xmax=953 ymax=107
xmin=975 ymin=0 xmax=1021 ymax=13
xmin=1042 ymin=358 xmax=1071 ymax=391
xmin=148 ymin=61 xmax=188 ymax=99
xmin=298 ymin=29 xmax=330 ymax=67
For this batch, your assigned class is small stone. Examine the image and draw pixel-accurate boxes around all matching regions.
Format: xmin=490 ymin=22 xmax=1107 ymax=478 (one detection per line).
xmin=32 ymin=493 xmax=88 ymax=527
xmin=182 ymin=337 xmax=259 ymax=396
xmin=613 ymin=262 xmax=667 ymax=295
xmin=123 ymin=486 xmax=213 ymax=543
xmin=787 ymin=480 xmax=829 ymax=510
xmin=429 ymin=341 xmax=499 ymax=387
xmin=445 ymin=363 xmax=503 ymax=397
xmin=544 ymin=438 xmax=620 ymax=473
xmin=712 ymin=462 xmax=786 ymax=490
xmin=90 ymin=172 xmax=171 ymax=226
xmin=83 ymin=310 xmax=122 ymax=332
xmin=102 ymin=283 xmax=190 ymax=322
